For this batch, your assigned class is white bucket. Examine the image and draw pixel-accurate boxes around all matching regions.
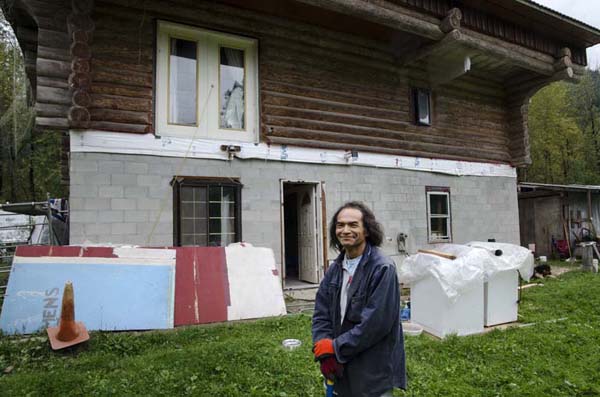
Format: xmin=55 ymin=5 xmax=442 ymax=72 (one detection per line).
xmin=402 ymin=322 xmax=423 ymax=337
xmin=539 ymin=256 xmax=547 ymax=263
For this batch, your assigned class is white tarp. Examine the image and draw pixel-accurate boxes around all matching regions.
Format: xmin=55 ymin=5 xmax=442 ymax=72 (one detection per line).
xmin=466 ymin=241 xmax=534 ymax=281
xmin=70 ymin=130 xmax=517 ymax=178
xmin=399 ymin=243 xmax=534 ymax=302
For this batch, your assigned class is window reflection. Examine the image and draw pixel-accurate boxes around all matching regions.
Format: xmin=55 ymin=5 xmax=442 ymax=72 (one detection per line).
xmin=220 ymin=47 xmax=245 ymax=129
xmin=169 ymin=38 xmax=197 ymax=125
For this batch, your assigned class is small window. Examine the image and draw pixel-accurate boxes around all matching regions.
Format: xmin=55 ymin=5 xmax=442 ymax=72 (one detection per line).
xmin=426 ymin=187 xmax=451 ymax=242
xmin=413 ymin=88 xmax=431 ymax=126
xmin=173 ymin=177 xmax=242 ymax=247
xmin=156 ymin=21 xmax=258 ymax=142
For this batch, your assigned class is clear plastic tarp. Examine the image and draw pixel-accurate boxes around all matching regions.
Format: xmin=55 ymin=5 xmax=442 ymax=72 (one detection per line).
xmin=398 ymin=242 xmax=534 ymax=302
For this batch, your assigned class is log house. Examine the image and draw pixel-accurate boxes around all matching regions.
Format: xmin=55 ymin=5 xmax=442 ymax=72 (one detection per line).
xmin=3 ymin=0 xmax=600 ymax=286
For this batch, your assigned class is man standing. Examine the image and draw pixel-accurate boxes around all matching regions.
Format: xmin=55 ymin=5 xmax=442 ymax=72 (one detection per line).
xmin=312 ymin=201 xmax=406 ymax=396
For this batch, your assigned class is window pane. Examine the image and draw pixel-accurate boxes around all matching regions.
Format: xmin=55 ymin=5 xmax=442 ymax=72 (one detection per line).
xmin=429 ymin=194 xmax=448 ymax=215
xmin=181 ymin=234 xmax=195 ymax=246
xmin=208 ymin=234 xmax=222 ymax=247
xmin=181 ymin=219 xmax=196 ymax=234
xmin=222 ymin=186 xmax=236 ymax=202
xmin=416 ymin=90 xmax=430 ymax=125
xmin=169 ymin=38 xmax=197 ymax=125
xmin=181 ymin=186 xmax=194 ymax=201
xmin=430 ymin=217 xmax=449 ymax=239
xmin=220 ymin=47 xmax=245 ymax=129
xmin=193 ymin=186 xmax=206 ymax=202
xmin=209 ymin=186 xmax=221 ymax=202
xmin=209 ymin=202 xmax=235 ymax=218
xmin=209 ymin=218 xmax=222 ymax=234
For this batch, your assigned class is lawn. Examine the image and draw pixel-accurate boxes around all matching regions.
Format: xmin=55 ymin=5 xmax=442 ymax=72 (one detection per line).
xmin=1 ymin=267 xmax=599 ymax=396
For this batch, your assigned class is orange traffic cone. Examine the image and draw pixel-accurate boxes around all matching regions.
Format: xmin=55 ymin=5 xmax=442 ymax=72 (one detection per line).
xmin=46 ymin=281 xmax=90 ymax=350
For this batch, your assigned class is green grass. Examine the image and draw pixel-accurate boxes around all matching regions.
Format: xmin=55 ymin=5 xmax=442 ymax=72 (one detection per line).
xmin=1 ymin=269 xmax=600 ymax=396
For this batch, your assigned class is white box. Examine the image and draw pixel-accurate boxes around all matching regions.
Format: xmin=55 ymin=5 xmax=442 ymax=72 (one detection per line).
xmin=410 ymin=276 xmax=484 ymax=338
xmin=484 ymin=270 xmax=519 ymax=326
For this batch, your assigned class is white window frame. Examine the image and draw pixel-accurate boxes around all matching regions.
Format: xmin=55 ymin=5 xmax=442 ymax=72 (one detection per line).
xmin=426 ymin=190 xmax=451 ymax=243
xmin=156 ymin=20 xmax=258 ymax=142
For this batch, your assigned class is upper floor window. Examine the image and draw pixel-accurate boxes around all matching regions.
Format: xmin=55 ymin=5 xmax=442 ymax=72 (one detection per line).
xmin=156 ymin=21 xmax=258 ymax=142
xmin=413 ymin=88 xmax=431 ymax=126
xmin=426 ymin=187 xmax=451 ymax=243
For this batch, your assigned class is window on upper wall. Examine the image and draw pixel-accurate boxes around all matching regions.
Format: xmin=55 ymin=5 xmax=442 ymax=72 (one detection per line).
xmin=156 ymin=21 xmax=258 ymax=142
xmin=413 ymin=88 xmax=431 ymax=126
xmin=172 ymin=177 xmax=242 ymax=247
xmin=426 ymin=187 xmax=451 ymax=243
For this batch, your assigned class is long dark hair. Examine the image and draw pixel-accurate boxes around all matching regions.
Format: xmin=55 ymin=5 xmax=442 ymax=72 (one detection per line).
xmin=329 ymin=201 xmax=384 ymax=251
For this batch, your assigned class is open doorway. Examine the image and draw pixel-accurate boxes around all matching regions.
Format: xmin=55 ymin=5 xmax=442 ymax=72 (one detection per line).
xmin=281 ymin=181 xmax=324 ymax=288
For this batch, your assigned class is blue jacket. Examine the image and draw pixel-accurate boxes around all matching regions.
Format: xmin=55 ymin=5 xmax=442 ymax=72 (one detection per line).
xmin=312 ymin=244 xmax=407 ymax=396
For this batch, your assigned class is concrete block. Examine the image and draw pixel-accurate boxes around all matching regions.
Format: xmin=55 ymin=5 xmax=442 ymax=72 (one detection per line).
xmin=137 ymin=198 xmax=162 ymax=210
xmin=70 ymin=210 xmax=97 ymax=223
xmin=96 ymin=211 xmax=124 ymax=224
xmin=85 ymin=223 xmax=111 ymax=236
xmin=111 ymin=198 xmax=136 ymax=210
xmin=71 ymin=159 xmax=98 ymax=173
xmin=111 ymin=223 xmax=137 ymax=235
xmin=127 ymin=210 xmax=149 ymax=222
xmin=84 ymin=198 xmax=110 ymax=210
xmin=70 ymin=185 xmax=99 ymax=198
xmin=99 ymin=185 xmax=124 ymax=198
xmin=111 ymin=174 xmax=138 ymax=186
xmin=138 ymin=174 xmax=167 ymax=187
xmin=99 ymin=160 xmax=124 ymax=174
xmin=125 ymin=162 xmax=149 ymax=174
xmin=124 ymin=186 xmax=148 ymax=199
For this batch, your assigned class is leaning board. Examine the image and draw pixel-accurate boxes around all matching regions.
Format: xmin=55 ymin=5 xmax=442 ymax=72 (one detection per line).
xmin=0 ymin=246 xmax=175 ymax=334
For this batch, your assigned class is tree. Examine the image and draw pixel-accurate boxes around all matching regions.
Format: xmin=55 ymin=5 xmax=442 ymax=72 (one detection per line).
xmin=525 ymin=82 xmax=590 ymax=184
xmin=0 ymin=9 xmax=65 ymax=203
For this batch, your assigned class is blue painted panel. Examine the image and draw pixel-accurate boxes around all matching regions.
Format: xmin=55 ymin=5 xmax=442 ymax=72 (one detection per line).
xmin=0 ymin=260 xmax=175 ymax=334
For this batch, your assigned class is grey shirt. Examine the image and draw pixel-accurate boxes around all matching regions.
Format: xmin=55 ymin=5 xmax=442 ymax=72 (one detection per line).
xmin=340 ymin=254 xmax=362 ymax=324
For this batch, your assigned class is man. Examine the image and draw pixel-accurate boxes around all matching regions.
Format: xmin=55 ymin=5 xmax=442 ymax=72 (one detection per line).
xmin=312 ymin=201 xmax=406 ymax=396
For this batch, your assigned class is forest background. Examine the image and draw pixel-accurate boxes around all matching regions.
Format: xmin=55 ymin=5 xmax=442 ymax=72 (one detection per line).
xmin=1 ymin=10 xmax=600 ymax=203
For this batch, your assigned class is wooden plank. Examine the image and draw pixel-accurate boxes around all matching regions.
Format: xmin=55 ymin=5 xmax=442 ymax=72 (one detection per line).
xmin=91 ymin=83 xmax=153 ymax=98
xmin=293 ymin=0 xmax=443 ymax=40
xmin=34 ymin=103 xmax=70 ymax=118
xmin=417 ymin=249 xmax=456 ymax=260
xmin=267 ymin=136 xmax=510 ymax=163
xmin=89 ymin=121 xmax=151 ymax=134
xmin=89 ymin=108 xmax=152 ymax=124
xmin=91 ymin=93 xmax=152 ymax=112
xmin=37 ymin=58 xmax=71 ymax=79
xmin=37 ymin=86 xmax=71 ymax=105
xmin=36 ymin=117 xmax=69 ymax=129
xmin=267 ymin=125 xmax=510 ymax=162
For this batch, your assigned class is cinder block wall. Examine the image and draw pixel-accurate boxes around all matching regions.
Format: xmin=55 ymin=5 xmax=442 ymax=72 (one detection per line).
xmin=70 ymin=153 xmax=520 ymax=261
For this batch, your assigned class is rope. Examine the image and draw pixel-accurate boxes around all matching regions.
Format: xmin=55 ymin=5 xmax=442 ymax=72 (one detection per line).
xmin=145 ymin=84 xmax=214 ymax=245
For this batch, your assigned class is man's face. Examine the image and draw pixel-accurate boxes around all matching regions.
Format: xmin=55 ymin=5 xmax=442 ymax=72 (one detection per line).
xmin=335 ymin=208 xmax=368 ymax=252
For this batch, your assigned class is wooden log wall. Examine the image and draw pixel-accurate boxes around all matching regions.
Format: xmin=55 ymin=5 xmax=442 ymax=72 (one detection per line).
xmin=85 ymin=0 xmax=515 ymax=164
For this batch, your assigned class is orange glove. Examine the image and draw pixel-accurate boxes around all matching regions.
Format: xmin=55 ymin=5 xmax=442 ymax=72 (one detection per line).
xmin=313 ymin=338 xmax=335 ymax=361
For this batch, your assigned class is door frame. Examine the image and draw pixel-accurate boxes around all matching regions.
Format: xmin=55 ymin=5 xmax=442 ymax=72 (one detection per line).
xmin=280 ymin=179 xmax=325 ymax=286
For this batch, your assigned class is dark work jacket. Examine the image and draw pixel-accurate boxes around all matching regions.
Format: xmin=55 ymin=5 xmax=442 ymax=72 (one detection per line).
xmin=312 ymin=244 xmax=407 ymax=397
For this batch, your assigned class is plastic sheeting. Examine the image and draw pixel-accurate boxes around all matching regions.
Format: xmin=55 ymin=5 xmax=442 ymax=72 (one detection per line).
xmin=70 ymin=130 xmax=517 ymax=178
xmin=399 ymin=243 xmax=534 ymax=302
xmin=466 ymin=241 xmax=534 ymax=281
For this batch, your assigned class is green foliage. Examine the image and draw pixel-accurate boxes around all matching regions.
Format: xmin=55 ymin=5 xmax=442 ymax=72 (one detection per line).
xmin=0 ymin=10 xmax=64 ymax=203
xmin=1 ymin=271 xmax=600 ymax=396
xmin=525 ymin=70 xmax=600 ymax=184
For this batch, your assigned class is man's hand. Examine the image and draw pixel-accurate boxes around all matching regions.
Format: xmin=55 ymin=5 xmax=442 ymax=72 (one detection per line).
xmin=320 ymin=356 xmax=344 ymax=380
xmin=313 ymin=338 xmax=335 ymax=361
